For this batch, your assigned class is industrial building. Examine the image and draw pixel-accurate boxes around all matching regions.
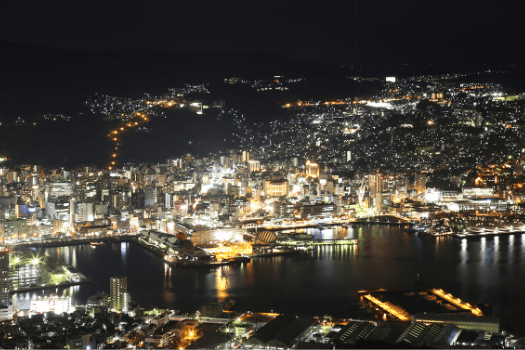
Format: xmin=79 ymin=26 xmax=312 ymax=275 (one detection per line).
xmin=413 ymin=313 xmax=500 ymax=334
xmin=243 ymin=314 xmax=318 ymax=349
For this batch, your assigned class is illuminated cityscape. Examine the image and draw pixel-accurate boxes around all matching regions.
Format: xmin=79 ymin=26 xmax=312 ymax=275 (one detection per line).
xmin=0 ymin=68 xmax=522 ymax=348
xmin=1 ymin=0 xmax=525 ymax=348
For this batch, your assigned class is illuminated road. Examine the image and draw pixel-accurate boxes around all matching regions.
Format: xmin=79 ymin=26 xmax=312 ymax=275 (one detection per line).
xmin=107 ymin=112 xmax=150 ymax=170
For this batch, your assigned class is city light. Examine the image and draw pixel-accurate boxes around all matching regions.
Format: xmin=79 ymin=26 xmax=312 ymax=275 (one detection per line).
xmin=431 ymin=289 xmax=483 ymax=316
xmin=363 ymin=295 xmax=410 ymax=321
xmin=0 ymin=62 xmax=522 ymax=347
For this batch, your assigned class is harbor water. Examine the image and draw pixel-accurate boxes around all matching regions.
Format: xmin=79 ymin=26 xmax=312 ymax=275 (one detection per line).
xmin=20 ymin=225 xmax=525 ymax=336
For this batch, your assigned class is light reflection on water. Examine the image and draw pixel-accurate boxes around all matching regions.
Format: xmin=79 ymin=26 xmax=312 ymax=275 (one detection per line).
xmin=36 ymin=225 xmax=525 ymax=336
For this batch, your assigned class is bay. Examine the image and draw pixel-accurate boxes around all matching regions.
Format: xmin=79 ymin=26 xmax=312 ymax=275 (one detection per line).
xmin=22 ymin=225 xmax=525 ymax=336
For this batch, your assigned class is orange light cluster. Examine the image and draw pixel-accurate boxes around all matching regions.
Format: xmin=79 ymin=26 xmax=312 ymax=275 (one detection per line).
xmin=363 ymin=295 xmax=410 ymax=321
xmin=205 ymin=242 xmax=253 ymax=260
xmin=431 ymin=289 xmax=483 ymax=316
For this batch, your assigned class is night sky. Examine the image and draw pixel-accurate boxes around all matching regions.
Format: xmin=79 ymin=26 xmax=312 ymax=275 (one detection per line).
xmin=1 ymin=0 xmax=524 ymax=65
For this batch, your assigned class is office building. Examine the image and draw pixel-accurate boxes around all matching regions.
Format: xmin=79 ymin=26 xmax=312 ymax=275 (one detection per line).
xmin=248 ymin=160 xmax=261 ymax=172
xmin=242 ymin=151 xmax=250 ymax=163
xmin=306 ymin=161 xmax=319 ymax=178
xmin=264 ymin=178 xmax=289 ymax=197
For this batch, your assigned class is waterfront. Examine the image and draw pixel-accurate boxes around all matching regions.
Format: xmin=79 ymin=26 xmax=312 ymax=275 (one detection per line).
xmin=25 ymin=225 xmax=525 ymax=336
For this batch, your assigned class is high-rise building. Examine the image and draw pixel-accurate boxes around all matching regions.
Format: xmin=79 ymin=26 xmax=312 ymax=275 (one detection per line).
xmin=110 ymin=276 xmax=129 ymax=313
xmin=242 ymin=151 xmax=250 ymax=163
xmin=306 ymin=161 xmax=319 ymax=178
xmin=368 ymin=172 xmax=383 ymax=214
xmin=144 ymin=185 xmax=157 ymax=208
xmin=131 ymin=189 xmax=145 ymax=209
xmin=248 ymin=160 xmax=261 ymax=173
xmin=0 ymin=245 xmax=12 ymax=321
xmin=415 ymin=173 xmax=428 ymax=193
xmin=264 ymin=178 xmax=289 ymax=197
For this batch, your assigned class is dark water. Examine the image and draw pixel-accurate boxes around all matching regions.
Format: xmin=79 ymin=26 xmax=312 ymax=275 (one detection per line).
xmin=24 ymin=225 xmax=525 ymax=335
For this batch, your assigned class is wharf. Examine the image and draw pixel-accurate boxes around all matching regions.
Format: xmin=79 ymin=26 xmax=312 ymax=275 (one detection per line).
xmin=278 ymin=238 xmax=358 ymax=247
xmin=11 ymin=279 xmax=91 ymax=295
xmin=356 ymin=220 xmax=408 ymax=226
xmin=9 ymin=245 xmax=92 ymax=295
xmin=359 ymin=286 xmax=485 ymax=322
xmin=177 ymin=257 xmax=251 ymax=268
xmin=17 ymin=235 xmax=136 ymax=248
xmin=249 ymin=249 xmax=299 ymax=258
xmin=133 ymin=237 xmax=165 ymax=258
xmin=419 ymin=225 xmax=525 ymax=237
xmin=312 ymin=239 xmax=358 ymax=245
xmin=456 ymin=225 xmax=525 ymax=237
xmin=245 ymin=220 xmax=354 ymax=232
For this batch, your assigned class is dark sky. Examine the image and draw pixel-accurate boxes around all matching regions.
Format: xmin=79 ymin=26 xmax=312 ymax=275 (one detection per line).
xmin=1 ymin=0 xmax=523 ymax=65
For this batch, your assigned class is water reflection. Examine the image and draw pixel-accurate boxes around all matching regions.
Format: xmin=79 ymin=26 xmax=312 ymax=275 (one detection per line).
xmin=164 ymin=263 xmax=171 ymax=288
xmin=64 ymin=247 xmax=70 ymax=265
xmin=460 ymin=239 xmax=467 ymax=266
xmin=34 ymin=227 xmax=525 ymax=337
xmin=121 ymin=242 xmax=127 ymax=275
xmin=493 ymin=237 xmax=500 ymax=266
xmin=216 ymin=267 xmax=229 ymax=300
xmin=72 ymin=248 xmax=77 ymax=268
xmin=121 ymin=242 xmax=127 ymax=260
xmin=303 ymin=226 xmax=354 ymax=240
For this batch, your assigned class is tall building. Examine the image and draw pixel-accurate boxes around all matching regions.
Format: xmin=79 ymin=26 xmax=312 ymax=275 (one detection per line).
xmin=368 ymin=172 xmax=383 ymax=214
xmin=0 ymin=245 xmax=12 ymax=321
xmin=264 ymin=178 xmax=289 ymax=197
xmin=248 ymin=160 xmax=261 ymax=173
xmin=242 ymin=151 xmax=250 ymax=163
xmin=110 ymin=276 xmax=129 ymax=313
xmin=415 ymin=173 xmax=428 ymax=193
xmin=144 ymin=185 xmax=157 ymax=208
xmin=131 ymin=189 xmax=145 ymax=209
xmin=306 ymin=161 xmax=319 ymax=178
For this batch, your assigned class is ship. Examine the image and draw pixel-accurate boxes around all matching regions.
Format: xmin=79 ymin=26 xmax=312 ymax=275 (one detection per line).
xmin=177 ymin=255 xmax=250 ymax=268
xmin=405 ymin=224 xmax=429 ymax=234
xmin=90 ymin=241 xmax=105 ymax=247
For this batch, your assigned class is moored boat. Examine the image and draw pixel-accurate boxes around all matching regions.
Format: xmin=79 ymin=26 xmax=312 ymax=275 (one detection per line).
xmin=178 ymin=255 xmax=250 ymax=268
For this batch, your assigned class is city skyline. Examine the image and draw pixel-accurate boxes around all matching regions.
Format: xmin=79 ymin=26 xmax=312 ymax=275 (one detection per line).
xmin=1 ymin=2 xmax=525 ymax=348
